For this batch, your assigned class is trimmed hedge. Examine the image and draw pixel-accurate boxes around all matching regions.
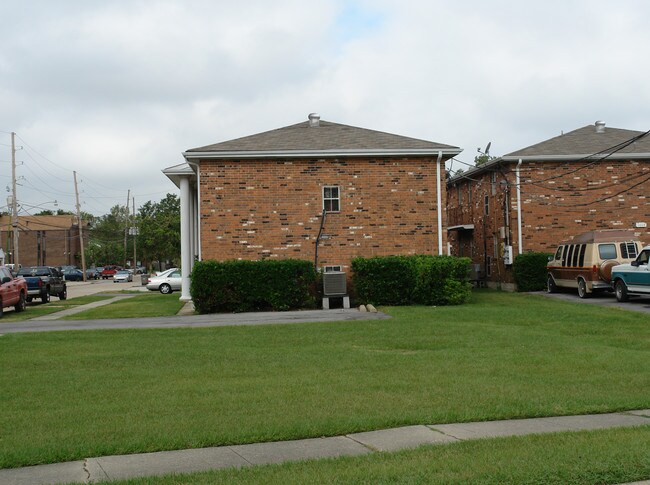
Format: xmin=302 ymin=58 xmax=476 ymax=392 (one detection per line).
xmin=352 ymin=255 xmax=472 ymax=306
xmin=513 ymin=252 xmax=553 ymax=292
xmin=190 ymin=259 xmax=317 ymax=314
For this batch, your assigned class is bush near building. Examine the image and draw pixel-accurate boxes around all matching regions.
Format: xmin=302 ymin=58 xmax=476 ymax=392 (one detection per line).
xmin=190 ymin=259 xmax=317 ymax=314
xmin=513 ymin=252 xmax=553 ymax=292
xmin=352 ymin=255 xmax=472 ymax=306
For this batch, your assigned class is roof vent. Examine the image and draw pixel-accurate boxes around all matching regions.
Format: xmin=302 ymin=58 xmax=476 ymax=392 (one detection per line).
xmin=308 ymin=113 xmax=320 ymax=127
xmin=595 ymin=120 xmax=606 ymax=133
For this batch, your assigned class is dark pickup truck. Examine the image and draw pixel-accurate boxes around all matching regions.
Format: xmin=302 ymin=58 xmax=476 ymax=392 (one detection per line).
xmin=16 ymin=266 xmax=67 ymax=303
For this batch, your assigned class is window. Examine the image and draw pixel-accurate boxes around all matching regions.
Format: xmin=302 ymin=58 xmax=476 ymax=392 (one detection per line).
xmin=578 ymin=244 xmax=586 ymax=267
xmin=484 ymin=195 xmax=489 ymax=216
xmin=486 ymin=256 xmax=492 ymax=276
xmin=323 ymin=186 xmax=340 ymax=212
xmin=620 ymin=242 xmax=638 ymax=259
xmin=566 ymin=245 xmax=575 ymax=267
xmin=467 ymin=182 xmax=472 ymax=204
xmin=323 ymin=265 xmax=342 ymax=272
xmin=457 ymin=185 xmax=463 ymax=206
xmin=491 ymin=172 xmax=497 ymax=195
xmin=598 ymin=243 xmax=617 ymax=260
xmin=554 ymin=246 xmax=563 ymax=261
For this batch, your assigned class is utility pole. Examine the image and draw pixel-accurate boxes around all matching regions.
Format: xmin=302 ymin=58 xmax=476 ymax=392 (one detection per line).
xmin=124 ymin=190 xmax=130 ymax=268
xmin=73 ymin=171 xmax=87 ymax=281
xmin=11 ymin=132 xmax=19 ymax=268
xmin=132 ymin=196 xmax=137 ymax=271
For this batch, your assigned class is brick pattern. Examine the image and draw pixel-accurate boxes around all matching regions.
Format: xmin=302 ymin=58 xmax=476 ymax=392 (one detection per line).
xmin=447 ymin=159 xmax=650 ymax=284
xmin=199 ymin=157 xmax=447 ymax=269
xmin=0 ymin=228 xmax=85 ymax=267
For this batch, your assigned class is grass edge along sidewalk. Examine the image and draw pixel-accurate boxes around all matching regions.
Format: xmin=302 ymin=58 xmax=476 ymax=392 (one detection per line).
xmin=0 ymin=411 xmax=649 ymax=484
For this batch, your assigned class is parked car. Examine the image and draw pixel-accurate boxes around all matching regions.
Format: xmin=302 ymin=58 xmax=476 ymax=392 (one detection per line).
xmin=547 ymin=230 xmax=642 ymax=298
xmin=146 ymin=268 xmax=182 ymax=294
xmin=611 ymin=245 xmax=650 ymax=301
xmin=63 ymin=268 xmax=84 ymax=281
xmin=113 ymin=270 xmax=133 ymax=283
xmin=86 ymin=267 xmax=100 ymax=280
xmin=0 ymin=265 xmax=28 ymax=317
xmin=101 ymin=265 xmax=121 ymax=279
xmin=16 ymin=266 xmax=67 ymax=303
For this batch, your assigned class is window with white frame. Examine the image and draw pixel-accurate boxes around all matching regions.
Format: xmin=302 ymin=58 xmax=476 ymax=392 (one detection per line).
xmin=323 ymin=265 xmax=342 ymax=273
xmin=323 ymin=186 xmax=340 ymax=212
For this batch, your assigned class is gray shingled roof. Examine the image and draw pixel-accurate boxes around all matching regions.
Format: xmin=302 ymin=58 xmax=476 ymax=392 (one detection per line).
xmin=184 ymin=119 xmax=460 ymax=157
xmin=503 ymin=124 xmax=650 ymax=159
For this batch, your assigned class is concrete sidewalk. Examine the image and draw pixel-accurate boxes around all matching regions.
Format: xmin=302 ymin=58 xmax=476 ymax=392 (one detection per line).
xmin=2 ymin=410 xmax=649 ymax=484
xmin=29 ymin=295 xmax=136 ymax=321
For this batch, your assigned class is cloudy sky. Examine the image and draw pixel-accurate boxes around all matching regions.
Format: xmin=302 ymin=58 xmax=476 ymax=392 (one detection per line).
xmin=1 ymin=0 xmax=648 ymax=216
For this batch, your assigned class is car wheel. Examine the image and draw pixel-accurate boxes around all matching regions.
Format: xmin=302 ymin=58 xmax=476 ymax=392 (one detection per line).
xmin=26 ymin=296 xmax=32 ymax=303
xmin=42 ymin=292 xmax=50 ymax=304
xmin=159 ymin=283 xmax=172 ymax=294
xmin=547 ymin=275 xmax=557 ymax=293
xmin=577 ymin=278 xmax=588 ymax=299
xmin=614 ymin=279 xmax=629 ymax=302
xmin=15 ymin=292 xmax=26 ymax=312
xmin=59 ymin=288 xmax=67 ymax=301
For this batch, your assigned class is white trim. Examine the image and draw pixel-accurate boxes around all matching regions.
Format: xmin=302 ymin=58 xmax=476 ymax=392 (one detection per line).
xmin=184 ymin=148 xmax=462 ymax=160
xmin=501 ymin=153 xmax=650 ymax=162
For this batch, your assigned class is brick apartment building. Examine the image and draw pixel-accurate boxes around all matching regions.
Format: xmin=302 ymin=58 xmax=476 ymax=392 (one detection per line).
xmin=164 ymin=113 xmax=461 ymax=300
xmin=447 ymin=121 xmax=650 ymax=289
xmin=0 ymin=214 xmax=88 ymax=267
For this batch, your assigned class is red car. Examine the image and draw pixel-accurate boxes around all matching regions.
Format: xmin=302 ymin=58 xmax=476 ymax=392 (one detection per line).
xmin=101 ymin=265 xmax=121 ymax=279
xmin=0 ymin=265 xmax=28 ymax=317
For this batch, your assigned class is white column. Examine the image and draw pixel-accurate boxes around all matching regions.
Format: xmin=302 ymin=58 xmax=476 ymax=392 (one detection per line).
xmin=179 ymin=176 xmax=192 ymax=301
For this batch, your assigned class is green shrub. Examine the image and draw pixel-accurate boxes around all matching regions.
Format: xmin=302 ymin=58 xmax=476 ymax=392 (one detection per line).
xmin=190 ymin=259 xmax=317 ymax=314
xmin=513 ymin=252 xmax=553 ymax=292
xmin=352 ymin=255 xmax=471 ymax=306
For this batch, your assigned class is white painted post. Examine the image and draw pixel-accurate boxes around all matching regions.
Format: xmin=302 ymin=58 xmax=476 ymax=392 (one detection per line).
xmin=179 ymin=176 xmax=192 ymax=301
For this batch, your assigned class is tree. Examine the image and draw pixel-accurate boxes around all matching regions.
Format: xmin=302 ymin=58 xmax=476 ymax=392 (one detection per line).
xmin=85 ymin=205 xmax=128 ymax=266
xmin=136 ymin=194 xmax=181 ymax=270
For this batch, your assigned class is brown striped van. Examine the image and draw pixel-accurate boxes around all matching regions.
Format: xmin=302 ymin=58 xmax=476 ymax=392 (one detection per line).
xmin=546 ymin=230 xmax=643 ymax=298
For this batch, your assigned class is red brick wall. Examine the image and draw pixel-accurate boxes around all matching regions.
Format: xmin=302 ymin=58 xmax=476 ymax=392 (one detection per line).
xmin=447 ymin=159 xmax=650 ymax=284
xmin=198 ymin=157 xmax=447 ymax=269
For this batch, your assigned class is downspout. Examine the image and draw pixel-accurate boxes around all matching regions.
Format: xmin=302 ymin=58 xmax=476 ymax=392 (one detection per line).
xmin=436 ymin=151 xmax=443 ymax=255
xmin=516 ymin=159 xmax=523 ymax=254
xmin=186 ymin=161 xmax=202 ymax=261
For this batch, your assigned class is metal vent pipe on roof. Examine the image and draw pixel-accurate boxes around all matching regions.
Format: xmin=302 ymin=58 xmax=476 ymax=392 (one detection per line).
xmin=595 ymin=120 xmax=606 ymax=133
xmin=308 ymin=113 xmax=320 ymax=127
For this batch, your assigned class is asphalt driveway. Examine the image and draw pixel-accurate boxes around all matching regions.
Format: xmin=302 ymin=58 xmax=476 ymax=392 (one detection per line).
xmin=536 ymin=290 xmax=650 ymax=314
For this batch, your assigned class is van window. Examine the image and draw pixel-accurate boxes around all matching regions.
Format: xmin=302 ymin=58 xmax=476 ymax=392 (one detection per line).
xmin=620 ymin=242 xmax=638 ymax=259
xmin=566 ymin=245 xmax=575 ymax=267
xmin=571 ymin=244 xmax=581 ymax=267
xmin=598 ymin=244 xmax=617 ymax=260
xmin=554 ymin=246 xmax=563 ymax=261
xmin=561 ymin=245 xmax=569 ymax=266
xmin=578 ymin=244 xmax=586 ymax=267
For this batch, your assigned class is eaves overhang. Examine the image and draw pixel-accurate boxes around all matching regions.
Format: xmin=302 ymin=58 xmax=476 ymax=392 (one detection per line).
xmin=183 ymin=148 xmax=462 ymax=160
xmin=162 ymin=162 xmax=197 ymax=189
xmin=447 ymin=224 xmax=475 ymax=231
xmin=501 ymin=153 xmax=650 ymax=162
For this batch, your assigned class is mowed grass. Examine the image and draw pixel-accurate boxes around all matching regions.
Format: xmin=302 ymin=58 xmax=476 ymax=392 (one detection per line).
xmin=62 ymin=293 xmax=186 ymax=319
xmin=109 ymin=427 xmax=650 ymax=485
xmin=1 ymin=291 xmax=649 ymax=468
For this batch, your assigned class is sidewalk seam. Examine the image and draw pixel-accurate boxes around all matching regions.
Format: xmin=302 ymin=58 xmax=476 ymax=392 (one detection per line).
xmin=344 ymin=435 xmax=380 ymax=452
xmin=228 ymin=446 xmax=254 ymax=466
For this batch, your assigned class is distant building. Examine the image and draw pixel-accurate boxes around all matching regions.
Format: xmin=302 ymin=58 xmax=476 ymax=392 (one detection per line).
xmin=164 ymin=113 xmax=462 ymax=300
xmin=447 ymin=121 xmax=650 ymax=289
xmin=0 ymin=215 xmax=88 ymax=267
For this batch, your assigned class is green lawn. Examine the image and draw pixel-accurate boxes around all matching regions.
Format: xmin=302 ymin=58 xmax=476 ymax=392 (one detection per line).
xmin=62 ymin=293 xmax=186 ymax=319
xmin=1 ymin=291 xmax=649 ymax=469
xmin=108 ymin=427 xmax=650 ymax=485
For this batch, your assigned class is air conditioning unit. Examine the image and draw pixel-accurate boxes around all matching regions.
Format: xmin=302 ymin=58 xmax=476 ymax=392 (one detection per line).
xmin=323 ymin=272 xmax=347 ymax=296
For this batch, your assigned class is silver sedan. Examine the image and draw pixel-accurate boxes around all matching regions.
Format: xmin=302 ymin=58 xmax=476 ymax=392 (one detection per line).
xmin=146 ymin=268 xmax=182 ymax=294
